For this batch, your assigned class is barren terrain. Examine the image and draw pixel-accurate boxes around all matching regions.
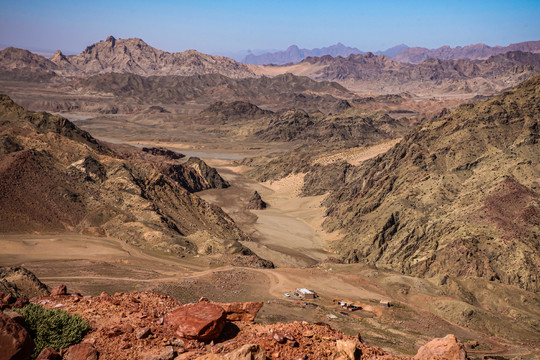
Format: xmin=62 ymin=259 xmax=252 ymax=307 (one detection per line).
xmin=2 ymin=138 xmax=539 ymax=358
xmin=1 ymin=37 xmax=540 ymax=359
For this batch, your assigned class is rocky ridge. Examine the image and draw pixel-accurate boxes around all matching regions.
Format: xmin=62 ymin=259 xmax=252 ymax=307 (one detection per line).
xmin=0 ymin=95 xmax=262 ymax=258
xmin=60 ymin=36 xmax=255 ymax=78
xmin=69 ymin=72 xmax=352 ymax=112
xmin=321 ymin=75 xmax=540 ymax=291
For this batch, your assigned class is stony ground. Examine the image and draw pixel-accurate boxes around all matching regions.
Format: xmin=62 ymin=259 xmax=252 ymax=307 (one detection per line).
xmin=35 ymin=290 xmax=403 ymax=360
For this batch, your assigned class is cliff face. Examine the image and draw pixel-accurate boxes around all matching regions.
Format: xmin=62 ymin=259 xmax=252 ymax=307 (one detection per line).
xmin=0 ymin=95 xmax=255 ymax=257
xmin=322 ymin=76 xmax=540 ymax=291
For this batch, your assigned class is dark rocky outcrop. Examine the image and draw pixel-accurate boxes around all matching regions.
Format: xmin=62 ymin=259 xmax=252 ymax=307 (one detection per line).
xmin=254 ymin=109 xmax=407 ymax=145
xmin=199 ymin=101 xmax=273 ymax=124
xmin=246 ymin=191 xmax=267 ymax=210
xmin=142 ymin=147 xmax=184 ymax=160
xmin=183 ymin=157 xmax=230 ymax=190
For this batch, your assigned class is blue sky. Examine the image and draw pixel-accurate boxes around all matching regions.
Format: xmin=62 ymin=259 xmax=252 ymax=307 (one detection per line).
xmin=1 ymin=0 xmax=539 ymax=56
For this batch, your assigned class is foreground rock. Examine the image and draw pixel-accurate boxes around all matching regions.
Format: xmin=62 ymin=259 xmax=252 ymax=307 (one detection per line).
xmin=64 ymin=342 xmax=99 ymax=360
xmin=196 ymin=344 xmax=266 ymax=360
xmin=213 ymin=302 xmax=263 ymax=322
xmin=166 ymin=302 xmax=227 ymax=341
xmin=246 ymin=191 xmax=266 ymax=210
xmin=30 ymin=291 xmax=401 ymax=359
xmin=414 ymin=334 xmax=467 ymax=360
xmin=36 ymin=347 xmax=60 ymax=360
xmin=0 ymin=311 xmax=35 ymax=360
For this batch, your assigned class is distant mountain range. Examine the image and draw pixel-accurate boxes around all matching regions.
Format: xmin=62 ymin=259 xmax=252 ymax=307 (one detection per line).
xmin=242 ymin=43 xmax=365 ymax=65
xmin=1 ymin=36 xmax=540 ymax=97
xmin=394 ymin=40 xmax=540 ymax=63
xmin=241 ymin=40 xmax=540 ymax=65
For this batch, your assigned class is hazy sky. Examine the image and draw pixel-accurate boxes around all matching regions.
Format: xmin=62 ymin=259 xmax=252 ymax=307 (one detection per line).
xmin=1 ymin=0 xmax=539 ymax=56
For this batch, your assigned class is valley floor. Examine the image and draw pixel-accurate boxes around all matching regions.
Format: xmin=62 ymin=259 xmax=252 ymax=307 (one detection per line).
xmin=2 ymin=138 xmax=539 ymax=359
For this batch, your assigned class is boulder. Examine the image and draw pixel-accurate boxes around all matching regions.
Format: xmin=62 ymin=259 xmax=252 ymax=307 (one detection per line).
xmin=246 ymin=191 xmax=266 ymax=210
xmin=141 ymin=346 xmax=175 ymax=360
xmin=213 ymin=302 xmax=263 ymax=322
xmin=135 ymin=326 xmax=151 ymax=339
xmin=336 ymin=339 xmax=361 ymax=360
xmin=166 ymin=303 xmax=226 ymax=341
xmin=64 ymin=342 xmax=99 ymax=360
xmin=414 ymin=334 xmax=467 ymax=360
xmin=36 ymin=347 xmax=60 ymax=360
xmin=225 ymin=344 xmax=266 ymax=360
xmin=50 ymin=285 xmax=67 ymax=296
xmin=0 ymin=311 xmax=35 ymax=360
xmin=195 ymin=344 xmax=265 ymax=360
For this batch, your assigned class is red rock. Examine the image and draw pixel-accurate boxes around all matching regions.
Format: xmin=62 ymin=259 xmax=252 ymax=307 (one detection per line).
xmin=11 ymin=297 xmax=29 ymax=309
xmin=213 ymin=302 xmax=263 ymax=322
xmin=4 ymin=311 xmax=25 ymax=327
xmin=36 ymin=347 xmax=60 ymax=360
xmin=3 ymin=293 xmax=16 ymax=304
xmin=414 ymin=334 xmax=467 ymax=360
xmin=135 ymin=326 xmax=151 ymax=339
xmin=0 ymin=311 xmax=35 ymax=360
xmin=166 ymin=303 xmax=226 ymax=341
xmin=64 ymin=342 xmax=99 ymax=360
xmin=51 ymin=285 xmax=67 ymax=296
xmin=226 ymin=344 xmax=266 ymax=360
xmin=141 ymin=346 xmax=175 ymax=360
xmin=273 ymin=332 xmax=286 ymax=344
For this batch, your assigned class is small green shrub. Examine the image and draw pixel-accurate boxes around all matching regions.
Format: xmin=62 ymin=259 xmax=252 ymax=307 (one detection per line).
xmin=15 ymin=303 xmax=91 ymax=357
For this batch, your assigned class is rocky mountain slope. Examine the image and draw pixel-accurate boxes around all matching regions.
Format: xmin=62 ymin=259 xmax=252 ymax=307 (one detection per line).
xmin=0 ymin=95 xmax=267 ymax=259
xmin=394 ymin=40 xmax=540 ymax=64
xmin=242 ymin=43 xmax=364 ymax=65
xmin=254 ymin=51 xmax=540 ymax=95
xmin=320 ymin=76 xmax=540 ymax=291
xmin=1 ymin=36 xmax=256 ymax=78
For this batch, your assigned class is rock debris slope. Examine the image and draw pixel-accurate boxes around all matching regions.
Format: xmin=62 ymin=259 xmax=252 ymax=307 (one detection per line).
xmin=323 ymin=75 xmax=540 ymax=291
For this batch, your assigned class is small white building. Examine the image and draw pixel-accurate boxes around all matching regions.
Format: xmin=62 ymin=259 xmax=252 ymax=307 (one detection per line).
xmin=297 ymin=288 xmax=317 ymax=299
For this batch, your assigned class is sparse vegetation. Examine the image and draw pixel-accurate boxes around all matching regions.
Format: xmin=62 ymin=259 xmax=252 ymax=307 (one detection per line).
xmin=15 ymin=303 xmax=91 ymax=357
